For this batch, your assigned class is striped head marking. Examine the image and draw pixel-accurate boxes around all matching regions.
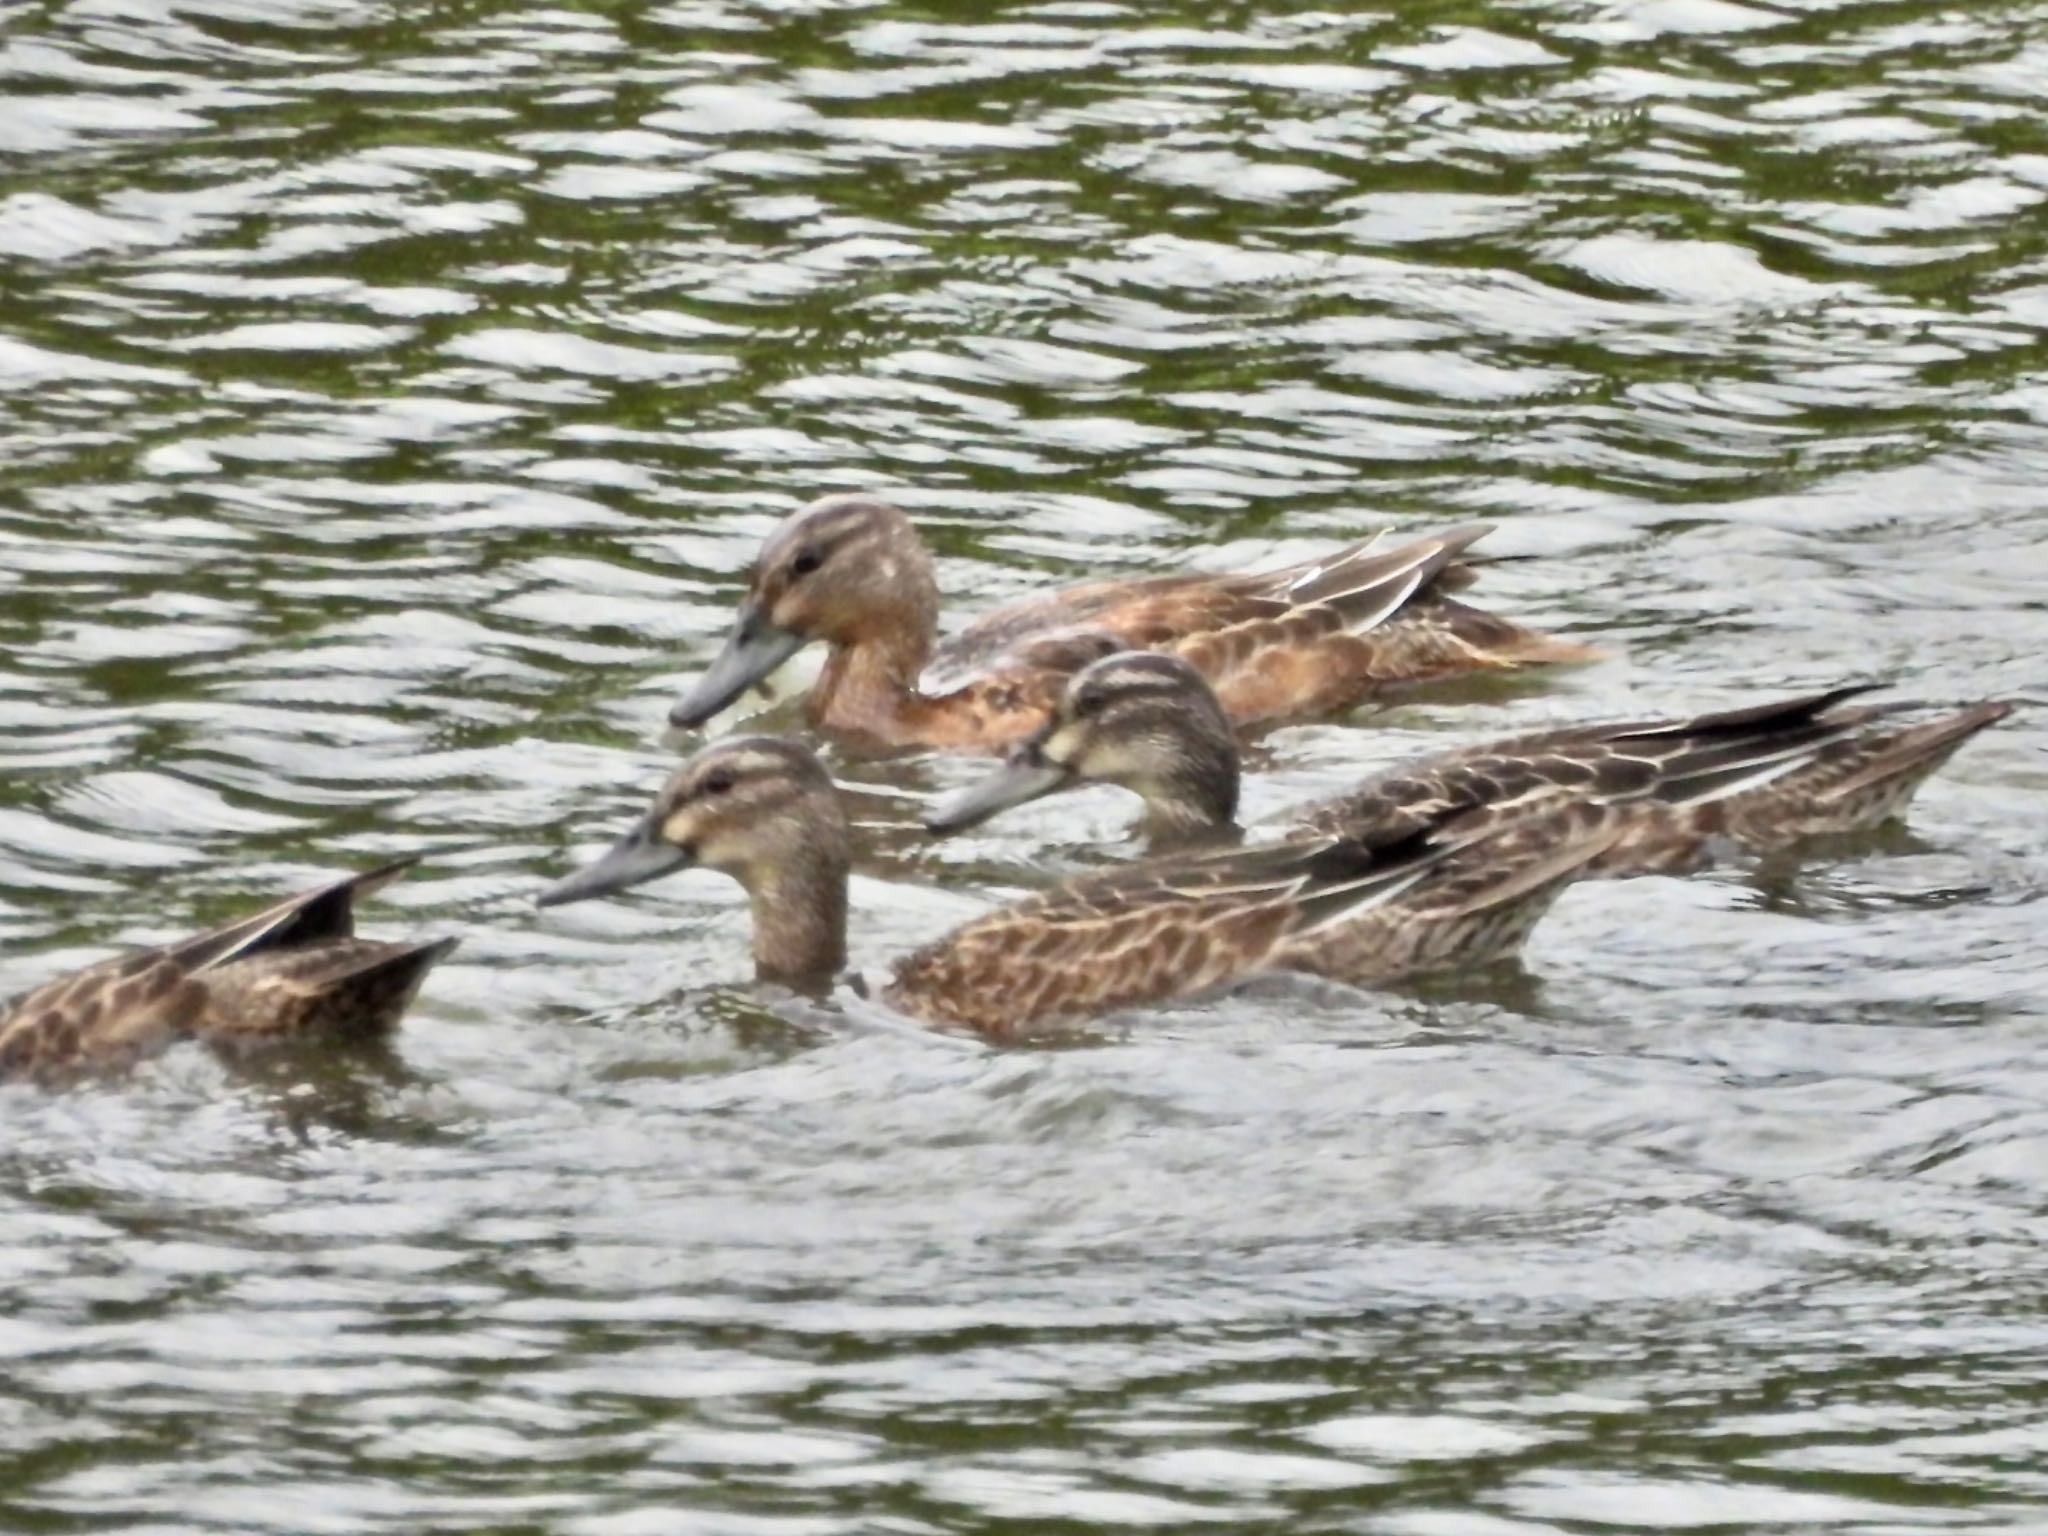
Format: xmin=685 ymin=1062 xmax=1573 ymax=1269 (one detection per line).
xmin=1042 ymin=652 xmax=1236 ymax=801
xmin=943 ymin=652 xmax=1242 ymax=839
xmin=651 ymin=737 xmax=844 ymax=876
xmin=541 ymin=736 xmax=848 ymax=908
xmin=671 ymin=498 xmax=940 ymax=729
xmin=750 ymin=494 xmax=937 ymax=645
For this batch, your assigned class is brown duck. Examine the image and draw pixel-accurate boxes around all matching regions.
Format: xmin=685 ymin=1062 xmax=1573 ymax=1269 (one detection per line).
xmin=924 ymin=650 xmax=2013 ymax=872
xmin=667 ymin=494 xmax=1597 ymax=752
xmin=0 ymin=859 xmax=454 ymax=1088
xmin=538 ymin=737 xmax=1625 ymax=1040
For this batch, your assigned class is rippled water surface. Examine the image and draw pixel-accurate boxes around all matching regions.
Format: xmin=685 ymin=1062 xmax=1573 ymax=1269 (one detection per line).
xmin=5 ymin=0 xmax=2048 ymax=1528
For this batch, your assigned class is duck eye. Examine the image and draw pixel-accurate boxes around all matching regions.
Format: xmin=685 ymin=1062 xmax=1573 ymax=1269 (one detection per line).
xmin=1072 ymin=691 xmax=1105 ymax=718
xmin=701 ymin=771 xmax=735 ymax=797
xmin=790 ymin=547 xmax=824 ymax=578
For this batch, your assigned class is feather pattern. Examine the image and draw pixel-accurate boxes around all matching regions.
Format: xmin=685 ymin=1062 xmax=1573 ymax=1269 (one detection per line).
xmin=883 ymin=806 xmax=1622 ymax=1037
xmin=1295 ymin=688 xmax=2014 ymax=872
xmin=924 ymin=653 xmax=2013 ymax=874
xmin=539 ymin=736 xmax=1619 ymax=1042
xmin=1 ymin=860 xmax=454 ymax=1087
xmin=669 ymin=495 xmax=1596 ymax=753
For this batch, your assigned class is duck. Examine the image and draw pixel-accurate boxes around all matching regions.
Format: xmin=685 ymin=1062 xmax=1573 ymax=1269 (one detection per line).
xmin=923 ymin=650 xmax=2015 ymax=874
xmin=537 ymin=736 xmax=1626 ymax=1039
xmin=0 ymin=858 xmax=455 ymax=1088
xmin=666 ymin=494 xmax=1599 ymax=753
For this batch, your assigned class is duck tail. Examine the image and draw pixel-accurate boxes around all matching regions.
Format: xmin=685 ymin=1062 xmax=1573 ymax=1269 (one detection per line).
xmin=168 ymin=857 xmax=425 ymax=974
xmin=208 ymin=935 xmax=460 ymax=1049
xmin=1281 ymin=806 xmax=1621 ymax=982
xmin=1813 ymin=701 xmax=2014 ymax=806
xmin=304 ymin=936 xmax=460 ymax=1040
xmin=1430 ymin=598 xmax=1608 ymax=667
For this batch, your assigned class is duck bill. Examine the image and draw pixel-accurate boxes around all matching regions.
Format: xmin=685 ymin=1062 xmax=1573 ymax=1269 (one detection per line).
xmin=923 ymin=756 xmax=1075 ymax=835
xmin=538 ymin=819 xmax=692 ymax=908
xmin=669 ymin=604 xmax=806 ymax=730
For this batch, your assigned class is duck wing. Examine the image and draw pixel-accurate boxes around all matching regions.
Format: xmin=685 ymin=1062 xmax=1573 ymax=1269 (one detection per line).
xmin=884 ymin=805 xmax=1595 ymax=1036
xmin=920 ymin=526 xmax=1493 ymax=694
xmin=1295 ymin=686 xmax=1888 ymax=844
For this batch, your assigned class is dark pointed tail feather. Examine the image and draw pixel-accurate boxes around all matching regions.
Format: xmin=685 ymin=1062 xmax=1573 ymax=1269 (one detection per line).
xmin=303 ymin=933 xmax=460 ymax=987
xmin=277 ymin=935 xmax=460 ymax=1044
xmin=328 ymin=935 xmax=459 ymax=1040
xmin=167 ymin=857 xmax=425 ymax=974
xmin=1596 ymin=686 xmax=1895 ymax=808
xmin=1647 ymin=717 xmax=1881 ymax=805
xmin=1652 ymin=696 xmax=2013 ymax=809
xmin=1817 ymin=701 xmax=2014 ymax=803
xmin=1617 ymin=684 xmax=1885 ymax=743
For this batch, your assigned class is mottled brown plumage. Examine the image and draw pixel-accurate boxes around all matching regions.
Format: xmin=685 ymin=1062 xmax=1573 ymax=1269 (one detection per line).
xmin=667 ymin=494 xmax=1597 ymax=753
xmin=884 ymin=798 xmax=1622 ymax=1038
xmin=924 ymin=652 xmax=2014 ymax=874
xmin=0 ymin=860 xmax=455 ymax=1088
xmin=540 ymin=737 xmax=1622 ymax=1040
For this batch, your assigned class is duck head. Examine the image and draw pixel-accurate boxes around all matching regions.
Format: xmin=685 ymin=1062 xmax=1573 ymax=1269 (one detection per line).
xmin=669 ymin=495 xmax=940 ymax=729
xmin=923 ymin=651 xmax=1241 ymax=842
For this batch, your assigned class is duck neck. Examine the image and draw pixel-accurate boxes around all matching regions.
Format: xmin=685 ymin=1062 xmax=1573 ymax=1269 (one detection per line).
xmin=1142 ymin=796 xmax=1244 ymax=851
xmin=745 ymin=842 xmax=849 ymax=991
xmin=810 ymin=550 xmax=941 ymax=740
xmin=1137 ymin=752 xmax=1241 ymax=848
xmin=811 ymin=630 xmax=925 ymax=720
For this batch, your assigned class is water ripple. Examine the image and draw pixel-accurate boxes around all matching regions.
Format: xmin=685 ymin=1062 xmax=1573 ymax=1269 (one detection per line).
xmin=2 ymin=0 xmax=2045 ymax=1529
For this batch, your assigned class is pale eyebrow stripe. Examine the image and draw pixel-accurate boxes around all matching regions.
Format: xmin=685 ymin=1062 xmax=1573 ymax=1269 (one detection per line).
xmin=1095 ymin=664 xmax=1190 ymax=694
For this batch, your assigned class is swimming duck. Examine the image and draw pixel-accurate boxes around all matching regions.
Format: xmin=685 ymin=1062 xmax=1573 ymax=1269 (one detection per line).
xmin=666 ymin=494 xmax=1598 ymax=752
xmin=538 ymin=736 xmax=1625 ymax=1039
xmin=924 ymin=651 xmax=2014 ymax=873
xmin=0 ymin=858 xmax=455 ymax=1088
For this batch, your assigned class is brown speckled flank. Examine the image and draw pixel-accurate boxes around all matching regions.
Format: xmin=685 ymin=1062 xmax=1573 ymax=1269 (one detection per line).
xmin=543 ymin=737 xmax=1624 ymax=1040
xmin=930 ymin=652 xmax=2013 ymax=872
xmin=883 ymin=802 xmax=1624 ymax=1039
xmin=0 ymin=861 xmax=454 ymax=1088
xmin=668 ymin=494 xmax=1597 ymax=752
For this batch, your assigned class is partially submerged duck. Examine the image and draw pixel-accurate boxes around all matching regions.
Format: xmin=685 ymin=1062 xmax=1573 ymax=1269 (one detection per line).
xmin=924 ymin=651 xmax=2014 ymax=872
xmin=667 ymin=494 xmax=1597 ymax=752
xmin=0 ymin=859 xmax=454 ymax=1088
xmin=538 ymin=737 xmax=1625 ymax=1039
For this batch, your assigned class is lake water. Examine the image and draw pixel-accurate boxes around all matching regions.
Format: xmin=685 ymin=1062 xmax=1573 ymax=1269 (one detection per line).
xmin=3 ymin=0 xmax=2046 ymax=1529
